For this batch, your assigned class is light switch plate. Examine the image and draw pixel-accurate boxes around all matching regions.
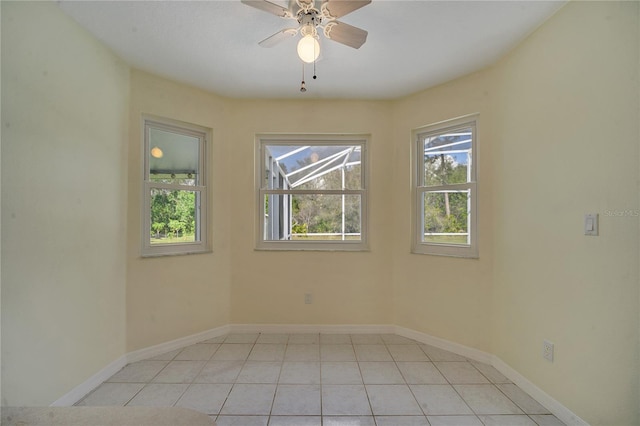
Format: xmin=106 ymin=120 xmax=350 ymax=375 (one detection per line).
xmin=584 ymin=213 xmax=598 ymax=236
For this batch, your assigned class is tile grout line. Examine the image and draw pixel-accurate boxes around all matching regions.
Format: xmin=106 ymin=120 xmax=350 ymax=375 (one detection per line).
xmin=198 ymin=341 xmax=232 ymax=418
xmin=207 ymin=335 xmax=238 ymax=419
xmin=120 ymin=343 xmax=194 ymax=408
xmin=461 ymin=361 xmax=534 ymax=421
xmin=222 ymin=333 xmax=259 ymax=419
xmin=176 ymin=342 xmax=220 ymax=410
xmin=205 ymin=337 xmax=235 ymax=419
xmin=491 ymin=380 xmax=549 ymax=418
xmin=406 ymin=341 xmax=485 ymax=422
xmin=127 ymin=347 xmax=180 ymax=408
xmin=465 ymin=359 xmax=501 ymax=426
xmin=388 ymin=337 xmax=433 ymax=422
xmin=264 ymin=339 xmax=277 ymax=423
xmin=432 ymin=356 xmax=545 ymax=423
xmin=155 ymin=341 xmax=218 ymax=411
xmin=431 ymin=355 xmax=484 ymax=419
xmin=351 ymin=335 xmax=378 ymax=423
xmin=268 ymin=333 xmax=289 ymax=423
xmin=373 ymin=337 xmax=393 ymax=419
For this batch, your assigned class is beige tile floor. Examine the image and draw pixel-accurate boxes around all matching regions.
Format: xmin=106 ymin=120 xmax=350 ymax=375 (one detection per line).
xmin=76 ymin=333 xmax=566 ymax=426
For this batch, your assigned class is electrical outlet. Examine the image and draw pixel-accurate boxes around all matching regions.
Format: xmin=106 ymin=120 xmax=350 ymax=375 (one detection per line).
xmin=304 ymin=293 xmax=313 ymax=304
xmin=543 ymin=340 xmax=554 ymax=362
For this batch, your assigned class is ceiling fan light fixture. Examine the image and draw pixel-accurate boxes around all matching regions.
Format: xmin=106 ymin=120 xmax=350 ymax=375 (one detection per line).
xmin=297 ymin=34 xmax=320 ymax=63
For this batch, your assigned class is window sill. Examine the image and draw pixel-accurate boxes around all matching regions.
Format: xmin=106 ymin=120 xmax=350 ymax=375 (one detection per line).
xmin=141 ymin=247 xmax=212 ymax=258
xmin=256 ymin=242 xmax=369 ymax=252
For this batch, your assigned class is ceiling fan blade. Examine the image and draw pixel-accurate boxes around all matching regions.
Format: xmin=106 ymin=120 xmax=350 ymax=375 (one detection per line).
xmin=322 ymin=0 xmax=371 ymax=19
xmin=259 ymin=28 xmax=299 ymax=47
xmin=324 ymin=21 xmax=368 ymax=49
xmin=296 ymin=0 xmax=314 ymax=11
xmin=241 ymin=0 xmax=293 ymax=18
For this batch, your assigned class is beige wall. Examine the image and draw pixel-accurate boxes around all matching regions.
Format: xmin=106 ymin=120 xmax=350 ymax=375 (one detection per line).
xmin=126 ymin=71 xmax=231 ymax=351
xmin=125 ymin=86 xmax=396 ymax=342
xmin=389 ymin=3 xmax=639 ymax=423
xmin=227 ymin=100 xmax=394 ymax=325
xmin=390 ymin=71 xmax=495 ymax=353
xmin=489 ymin=2 xmax=639 ymax=424
xmin=1 ymin=1 xmax=129 ymax=405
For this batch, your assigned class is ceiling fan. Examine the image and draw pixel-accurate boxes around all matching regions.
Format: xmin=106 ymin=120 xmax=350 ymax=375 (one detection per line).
xmin=241 ymin=0 xmax=371 ymax=62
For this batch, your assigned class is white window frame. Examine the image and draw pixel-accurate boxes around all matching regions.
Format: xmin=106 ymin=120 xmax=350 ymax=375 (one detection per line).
xmin=412 ymin=115 xmax=478 ymax=258
xmin=255 ymin=134 xmax=369 ymax=251
xmin=142 ymin=115 xmax=210 ymax=257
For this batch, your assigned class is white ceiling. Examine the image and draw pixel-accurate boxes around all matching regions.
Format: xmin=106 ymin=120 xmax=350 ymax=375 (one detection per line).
xmin=57 ymin=0 xmax=566 ymax=100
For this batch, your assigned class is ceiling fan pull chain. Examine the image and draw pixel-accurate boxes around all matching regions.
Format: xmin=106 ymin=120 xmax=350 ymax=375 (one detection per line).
xmin=313 ymin=40 xmax=317 ymax=80
xmin=300 ymin=62 xmax=307 ymax=92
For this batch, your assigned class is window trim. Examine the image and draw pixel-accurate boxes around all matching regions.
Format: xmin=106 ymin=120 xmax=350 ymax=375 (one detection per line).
xmin=141 ymin=115 xmax=211 ymax=257
xmin=255 ymin=134 xmax=369 ymax=251
xmin=411 ymin=114 xmax=478 ymax=258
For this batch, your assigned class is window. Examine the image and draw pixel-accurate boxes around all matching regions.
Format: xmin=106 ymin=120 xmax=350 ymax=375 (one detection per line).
xmin=412 ymin=115 xmax=478 ymax=257
xmin=256 ymin=135 xmax=368 ymax=251
xmin=142 ymin=116 xmax=209 ymax=256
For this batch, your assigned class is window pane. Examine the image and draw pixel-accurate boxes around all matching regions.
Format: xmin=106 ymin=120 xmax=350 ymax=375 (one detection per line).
xmin=422 ymin=128 xmax=472 ymax=186
xmin=263 ymin=193 xmax=290 ymax=241
xmin=264 ymin=157 xmax=290 ymax=190
xmin=422 ymin=190 xmax=470 ymax=245
xmin=263 ymin=193 xmax=361 ymax=241
xmin=149 ymin=127 xmax=200 ymax=186
xmin=150 ymin=188 xmax=199 ymax=245
xmin=264 ymin=144 xmax=362 ymax=190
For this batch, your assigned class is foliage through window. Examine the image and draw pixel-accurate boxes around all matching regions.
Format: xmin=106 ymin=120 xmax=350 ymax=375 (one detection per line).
xmin=257 ymin=136 xmax=368 ymax=250
xmin=413 ymin=116 xmax=478 ymax=257
xmin=143 ymin=116 xmax=209 ymax=256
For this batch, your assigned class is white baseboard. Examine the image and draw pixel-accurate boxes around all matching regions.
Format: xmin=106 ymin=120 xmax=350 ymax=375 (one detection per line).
xmin=394 ymin=326 xmax=494 ymax=364
xmin=51 ymin=325 xmax=230 ymax=407
xmin=393 ymin=326 xmax=587 ymax=425
xmin=52 ymin=322 xmax=588 ymax=426
xmin=50 ymin=354 xmax=128 ymax=407
xmin=492 ymin=357 xmax=588 ymax=426
xmin=126 ymin=324 xmax=231 ymax=364
xmin=229 ymin=323 xmax=395 ymax=334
